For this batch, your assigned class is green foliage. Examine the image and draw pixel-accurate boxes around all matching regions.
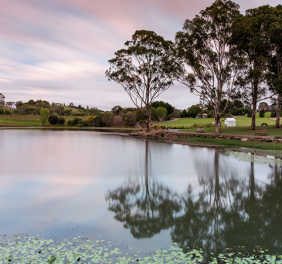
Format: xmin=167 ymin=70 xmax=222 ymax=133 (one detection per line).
xmin=78 ymin=120 xmax=89 ymax=127
xmin=151 ymin=101 xmax=174 ymax=115
xmin=123 ymin=112 xmax=136 ymax=126
xmin=0 ymin=109 xmax=4 ymax=115
xmin=67 ymin=117 xmax=82 ymax=126
xmin=136 ymin=109 xmax=146 ymax=122
xmin=106 ymin=30 xmax=182 ymax=131
xmin=13 ymin=109 xmax=19 ymax=115
xmin=28 ymin=99 xmax=35 ymax=105
xmin=4 ymin=110 xmax=11 ymax=115
xmin=101 ymin=112 xmax=114 ymax=127
xmin=188 ymin=104 xmax=202 ymax=118
xmin=154 ymin=106 xmax=168 ymax=121
xmin=89 ymin=115 xmax=103 ymax=127
xmin=150 ymin=124 xmax=166 ymax=130
xmin=48 ymin=113 xmax=58 ymax=125
xmin=111 ymin=105 xmax=123 ymax=115
xmin=57 ymin=116 xmax=65 ymax=125
xmin=63 ymin=109 xmax=72 ymax=116
xmin=259 ymin=109 xmax=265 ymax=118
xmin=40 ymin=108 xmax=50 ymax=125
xmin=180 ymin=109 xmax=189 ymax=118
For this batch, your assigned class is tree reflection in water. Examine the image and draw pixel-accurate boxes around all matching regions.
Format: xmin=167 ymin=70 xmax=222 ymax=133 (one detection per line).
xmin=106 ymin=143 xmax=282 ymax=255
xmin=105 ymin=140 xmax=181 ymax=238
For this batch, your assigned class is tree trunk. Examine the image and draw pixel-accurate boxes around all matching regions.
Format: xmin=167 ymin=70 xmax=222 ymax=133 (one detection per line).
xmin=276 ymin=94 xmax=281 ymax=128
xmin=145 ymin=94 xmax=150 ymax=132
xmin=251 ymin=97 xmax=256 ymax=130
xmin=215 ymin=113 xmax=221 ymax=134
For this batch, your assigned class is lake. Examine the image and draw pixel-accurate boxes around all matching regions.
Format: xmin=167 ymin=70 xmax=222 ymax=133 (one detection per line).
xmin=0 ymin=129 xmax=281 ymax=256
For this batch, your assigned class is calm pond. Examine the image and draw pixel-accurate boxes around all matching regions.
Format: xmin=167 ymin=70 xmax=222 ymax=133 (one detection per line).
xmin=0 ymin=129 xmax=281 ymax=256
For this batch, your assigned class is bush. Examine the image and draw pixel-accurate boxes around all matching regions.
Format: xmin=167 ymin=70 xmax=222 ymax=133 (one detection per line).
xmin=114 ymin=115 xmax=124 ymax=127
xmin=88 ymin=115 xmax=103 ymax=127
xmin=247 ymin=111 xmax=252 ymax=117
xmin=33 ymin=111 xmax=37 ymax=115
xmin=123 ymin=112 xmax=136 ymax=126
xmin=40 ymin=108 xmax=50 ymax=125
xmin=151 ymin=124 xmax=166 ymax=130
xmin=0 ymin=109 xmax=4 ymax=115
xmin=259 ymin=109 xmax=265 ymax=118
xmin=48 ymin=113 xmax=58 ymax=125
xmin=101 ymin=112 xmax=114 ymax=127
xmin=67 ymin=117 xmax=82 ymax=126
xmin=87 ymin=115 xmax=94 ymax=121
xmin=78 ymin=120 xmax=89 ymax=127
xmin=4 ymin=110 xmax=11 ymax=115
xmin=270 ymin=111 xmax=276 ymax=118
xmin=57 ymin=117 xmax=65 ymax=125
xmin=64 ymin=109 xmax=72 ymax=116
xmin=13 ymin=109 xmax=19 ymax=115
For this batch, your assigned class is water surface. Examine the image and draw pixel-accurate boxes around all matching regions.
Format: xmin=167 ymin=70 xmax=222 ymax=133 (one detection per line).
xmin=0 ymin=129 xmax=281 ymax=255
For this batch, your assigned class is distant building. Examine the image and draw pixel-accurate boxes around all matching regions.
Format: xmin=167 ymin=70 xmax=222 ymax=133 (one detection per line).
xmin=196 ymin=113 xmax=208 ymax=118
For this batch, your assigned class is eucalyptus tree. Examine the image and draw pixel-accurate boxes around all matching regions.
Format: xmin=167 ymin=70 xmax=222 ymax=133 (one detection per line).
xmin=175 ymin=0 xmax=244 ymax=133
xmin=232 ymin=6 xmax=273 ymax=130
xmin=106 ymin=30 xmax=181 ymax=132
xmin=266 ymin=5 xmax=282 ymax=128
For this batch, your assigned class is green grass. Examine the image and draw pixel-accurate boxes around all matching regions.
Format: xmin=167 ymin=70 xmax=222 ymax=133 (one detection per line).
xmin=184 ymin=136 xmax=282 ymax=150
xmin=159 ymin=112 xmax=276 ymax=127
xmin=158 ymin=113 xmax=282 ymax=137
xmin=0 ymin=115 xmax=87 ymax=127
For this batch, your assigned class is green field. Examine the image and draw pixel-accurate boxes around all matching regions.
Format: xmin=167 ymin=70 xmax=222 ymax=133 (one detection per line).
xmin=158 ymin=113 xmax=282 ymax=137
xmin=0 ymin=115 xmax=87 ymax=127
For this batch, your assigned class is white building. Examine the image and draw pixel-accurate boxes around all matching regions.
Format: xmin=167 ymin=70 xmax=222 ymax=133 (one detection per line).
xmin=225 ymin=118 xmax=237 ymax=127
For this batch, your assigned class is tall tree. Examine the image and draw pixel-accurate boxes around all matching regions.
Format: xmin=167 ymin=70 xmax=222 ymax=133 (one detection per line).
xmin=265 ymin=5 xmax=282 ymax=128
xmin=175 ymin=0 xmax=243 ymax=133
xmin=106 ymin=30 xmax=181 ymax=132
xmin=232 ymin=6 xmax=272 ymax=130
xmin=0 ymin=93 xmax=5 ymax=108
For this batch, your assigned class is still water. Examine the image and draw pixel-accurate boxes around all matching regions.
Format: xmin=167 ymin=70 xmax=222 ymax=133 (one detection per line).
xmin=0 ymin=129 xmax=281 ymax=255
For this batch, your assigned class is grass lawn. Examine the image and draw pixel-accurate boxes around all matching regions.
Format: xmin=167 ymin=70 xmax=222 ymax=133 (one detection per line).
xmin=0 ymin=115 xmax=87 ymax=127
xmin=183 ymin=137 xmax=282 ymax=151
xmin=159 ymin=113 xmax=282 ymax=137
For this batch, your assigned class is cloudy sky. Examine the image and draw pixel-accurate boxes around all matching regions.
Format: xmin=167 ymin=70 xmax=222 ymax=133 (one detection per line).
xmin=1 ymin=0 xmax=280 ymax=110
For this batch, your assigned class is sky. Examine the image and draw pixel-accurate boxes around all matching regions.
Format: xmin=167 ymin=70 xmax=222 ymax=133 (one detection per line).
xmin=0 ymin=0 xmax=281 ymax=110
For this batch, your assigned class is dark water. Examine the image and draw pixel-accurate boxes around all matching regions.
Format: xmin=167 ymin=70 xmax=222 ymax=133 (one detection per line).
xmin=0 ymin=129 xmax=281 ymax=256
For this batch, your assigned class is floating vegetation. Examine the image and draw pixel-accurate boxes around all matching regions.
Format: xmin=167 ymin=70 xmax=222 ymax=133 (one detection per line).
xmin=0 ymin=235 xmax=282 ymax=263
xmin=224 ymin=150 xmax=282 ymax=166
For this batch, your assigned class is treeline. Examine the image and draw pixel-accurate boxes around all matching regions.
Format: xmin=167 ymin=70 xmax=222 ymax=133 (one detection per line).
xmin=0 ymin=99 xmax=103 ymax=117
xmin=106 ymin=1 xmax=282 ymax=133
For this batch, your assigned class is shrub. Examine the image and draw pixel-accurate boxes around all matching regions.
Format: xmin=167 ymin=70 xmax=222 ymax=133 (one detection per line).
xmin=87 ymin=115 xmax=94 ymax=121
xmin=78 ymin=120 xmax=89 ymax=127
xmin=48 ymin=113 xmax=58 ymax=125
xmin=89 ymin=115 xmax=103 ymax=127
xmin=33 ymin=111 xmax=37 ymax=115
xmin=64 ymin=109 xmax=72 ymax=116
xmin=40 ymin=108 xmax=50 ymax=125
xmin=270 ymin=111 xmax=276 ymax=118
xmin=13 ymin=109 xmax=19 ymax=115
xmin=4 ymin=110 xmax=11 ymax=115
xmin=57 ymin=117 xmax=65 ymax=125
xmin=114 ymin=115 xmax=124 ymax=127
xmin=123 ymin=112 xmax=136 ymax=126
xmin=259 ymin=109 xmax=265 ymax=118
xmin=101 ymin=112 xmax=114 ymax=127
xmin=67 ymin=117 xmax=82 ymax=126
xmin=0 ymin=109 xmax=4 ymax=115
xmin=247 ymin=111 xmax=252 ymax=117
xmin=151 ymin=124 xmax=166 ymax=130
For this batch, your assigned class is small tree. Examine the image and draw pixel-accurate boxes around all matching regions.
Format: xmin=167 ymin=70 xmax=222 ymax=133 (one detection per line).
xmin=155 ymin=107 xmax=168 ymax=122
xmin=106 ymin=30 xmax=181 ymax=132
xmin=259 ymin=109 xmax=265 ymax=118
xmin=0 ymin=93 xmax=5 ymax=108
xmin=40 ymin=108 xmax=50 ymax=125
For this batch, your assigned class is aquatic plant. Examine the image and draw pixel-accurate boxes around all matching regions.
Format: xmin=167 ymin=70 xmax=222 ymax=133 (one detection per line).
xmin=1 ymin=235 xmax=282 ymax=263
